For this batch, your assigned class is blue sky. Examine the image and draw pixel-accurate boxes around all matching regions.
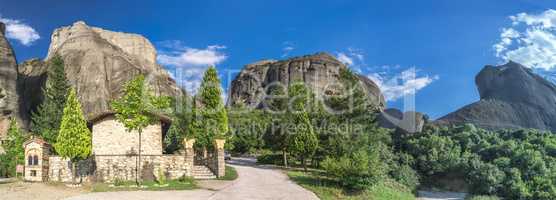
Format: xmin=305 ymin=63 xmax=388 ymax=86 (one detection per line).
xmin=2 ymin=0 xmax=556 ymax=119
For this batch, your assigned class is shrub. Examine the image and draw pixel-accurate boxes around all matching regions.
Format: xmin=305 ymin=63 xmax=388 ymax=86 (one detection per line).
xmin=157 ymin=168 xmax=167 ymax=185
xmin=256 ymin=152 xmax=295 ymax=166
xmin=466 ymin=195 xmax=500 ymax=200
xmin=391 ymin=164 xmax=420 ymax=192
xmin=113 ymin=178 xmax=125 ymax=186
xmin=321 ymin=149 xmax=387 ymax=190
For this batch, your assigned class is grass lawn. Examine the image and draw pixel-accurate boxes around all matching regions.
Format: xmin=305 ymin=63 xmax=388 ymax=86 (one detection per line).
xmin=217 ymin=166 xmax=238 ymax=181
xmin=91 ymin=177 xmax=197 ymax=192
xmin=287 ymin=171 xmax=415 ymax=200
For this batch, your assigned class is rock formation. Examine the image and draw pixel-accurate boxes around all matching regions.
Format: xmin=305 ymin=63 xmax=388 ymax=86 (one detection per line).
xmin=378 ymin=108 xmax=427 ymax=134
xmin=0 ymin=21 xmax=20 ymax=137
xmin=20 ymin=21 xmax=184 ymax=124
xmin=228 ymin=53 xmax=385 ymax=110
xmin=437 ymin=61 xmax=556 ymax=132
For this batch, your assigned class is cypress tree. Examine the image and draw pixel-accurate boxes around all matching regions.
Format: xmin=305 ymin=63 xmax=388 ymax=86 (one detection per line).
xmin=31 ymin=55 xmax=70 ymax=146
xmin=286 ymin=83 xmax=318 ymax=172
xmin=54 ymin=88 xmax=91 ymax=184
xmin=196 ymin=67 xmax=228 ymax=148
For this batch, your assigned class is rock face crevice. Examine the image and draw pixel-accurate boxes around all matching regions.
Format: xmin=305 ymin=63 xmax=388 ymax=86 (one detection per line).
xmin=18 ymin=21 xmax=184 ymax=126
xmin=437 ymin=61 xmax=556 ymax=132
xmin=228 ymin=53 xmax=385 ymax=110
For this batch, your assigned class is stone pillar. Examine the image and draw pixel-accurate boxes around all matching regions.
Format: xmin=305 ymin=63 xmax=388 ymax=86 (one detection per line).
xmin=183 ymin=138 xmax=195 ymax=177
xmin=213 ymin=139 xmax=226 ymax=177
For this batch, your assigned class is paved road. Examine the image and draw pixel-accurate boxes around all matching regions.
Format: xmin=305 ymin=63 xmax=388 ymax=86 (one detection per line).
xmin=66 ymin=157 xmax=319 ymax=200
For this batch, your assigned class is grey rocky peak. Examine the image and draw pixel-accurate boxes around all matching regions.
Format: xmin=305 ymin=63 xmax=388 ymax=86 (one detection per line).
xmin=22 ymin=21 xmax=183 ymax=123
xmin=437 ymin=61 xmax=556 ymax=131
xmin=228 ymin=52 xmax=385 ymax=110
xmin=378 ymin=108 xmax=427 ymax=134
xmin=0 ymin=21 xmax=20 ymax=136
xmin=0 ymin=21 xmax=5 ymax=35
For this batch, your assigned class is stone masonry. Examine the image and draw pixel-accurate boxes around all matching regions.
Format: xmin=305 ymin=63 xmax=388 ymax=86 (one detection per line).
xmin=92 ymin=115 xmax=163 ymax=155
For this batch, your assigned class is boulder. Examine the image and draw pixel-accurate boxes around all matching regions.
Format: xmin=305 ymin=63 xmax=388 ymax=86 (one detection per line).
xmin=437 ymin=61 xmax=556 ymax=132
xmin=228 ymin=52 xmax=385 ymax=110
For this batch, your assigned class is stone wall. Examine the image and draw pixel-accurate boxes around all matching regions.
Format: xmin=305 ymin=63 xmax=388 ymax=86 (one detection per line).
xmin=48 ymin=155 xmax=191 ymax=183
xmin=92 ymin=116 xmax=163 ymax=155
xmin=48 ymin=156 xmax=94 ymax=182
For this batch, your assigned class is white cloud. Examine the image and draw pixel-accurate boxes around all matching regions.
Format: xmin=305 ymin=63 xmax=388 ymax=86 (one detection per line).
xmin=367 ymin=67 xmax=438 ymax=101
xmin=335 ymin=48 xmax=365 ymax=72
xmin=157 ymin=41 xmax=228 ymax=94
xmin=336 ymin=52 xmax=353 ymax=65
xmin=281 ymin=41 xmax=295 ymax=57
xmin=0 ymin=16 xmax=40 ymax=46
xmin=494 ymin=9 xmax=556 ymax=70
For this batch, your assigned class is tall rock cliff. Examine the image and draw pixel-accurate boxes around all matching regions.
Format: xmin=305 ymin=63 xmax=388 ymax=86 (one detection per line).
xmin=19 ymin=21 xmax=183 ymax=124
xmin=228 ymin=53 xmax=385 ymax=110
xmin=437 ymin=61 xmax=556 ymax=131
xmin=0 ymin=22 xmax=20 ymax=137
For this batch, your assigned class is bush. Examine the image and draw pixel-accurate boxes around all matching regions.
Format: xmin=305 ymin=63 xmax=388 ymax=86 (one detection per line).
xmin=466 ymin=195 xmax=500 ymax=200
xmin=256 ymin=152 xmax=295 ymax=166
xmin=157 ymin=168 xmax=167 ymax=185
xmin=321 ymin=149 xmax=387 ymax=190
xmin=391 ymin=164 xmax=420 ymax=192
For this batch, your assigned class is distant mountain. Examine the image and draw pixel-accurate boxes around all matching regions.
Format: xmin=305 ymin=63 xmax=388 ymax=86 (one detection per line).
xmin=228 ymin=52 xmax=385 ymax=110
xmin=437 ymin=61 xmax=556 ymax=132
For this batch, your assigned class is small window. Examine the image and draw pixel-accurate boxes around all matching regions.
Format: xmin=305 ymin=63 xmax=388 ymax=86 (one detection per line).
xmin=33 ymin=155 xmax=39 ymax=165
xmin=30 ymin=170 xmax=37 ymax=177
xmin=28 ymin=156 xmax=33 ymax=166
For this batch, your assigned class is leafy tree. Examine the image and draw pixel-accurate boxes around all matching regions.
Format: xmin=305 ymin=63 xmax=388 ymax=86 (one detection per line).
xmin=31 ymin=55 xmax=70 ymax=147
xmin=111 ymin=75 xmax=170 ymax=185
xmin=164 ymin=95 xmax=192 ymax=153
xmin=54 ymin=88 xmax=91 ymax=184
xmin=0 ymin=118 xmax=26 ymax=177
xmin=228 ymin=105 xmax=269 ymax=154
xmin=196 ymin=67 xmax=228 ymax=148
xmin=286 ymin=83 xmax=318 ymax=172
xmin=262 ymin=84 xmax=290 ymax=167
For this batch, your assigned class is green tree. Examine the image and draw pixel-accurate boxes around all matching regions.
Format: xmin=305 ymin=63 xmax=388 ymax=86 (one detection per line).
xmin=286 ymin=83 xmax=318 ymax=172
xmin=262 ymin=84 xmax=290 ymax=167
xmin=1 ymin=118 xmax=26 ymax=177
xmin=196 ymin=67 xmax=228 ymax=148
xmin=164 ymin=95 xmax=193 ymax=153
xmin=111 ymin=75 xmax=170 ymax=185
xmin=31 ymin=55 xmax=70 ymax=146
xmin=54 ymin=88 xmax=92 ymax=184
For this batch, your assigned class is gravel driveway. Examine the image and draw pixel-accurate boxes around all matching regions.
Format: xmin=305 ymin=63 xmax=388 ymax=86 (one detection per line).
xmin=66 ymin=157 xmax=319 ymax=200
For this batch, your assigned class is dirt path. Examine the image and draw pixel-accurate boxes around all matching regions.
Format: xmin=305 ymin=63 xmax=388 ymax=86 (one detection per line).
xmin=0 ymin=181 xmax=85 ymax=200
xmin=65 ymin=157 xmax=318 ymax=200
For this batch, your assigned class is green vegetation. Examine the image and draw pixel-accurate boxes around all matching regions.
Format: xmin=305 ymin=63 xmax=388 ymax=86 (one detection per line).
xmin=466 ymin=195 xmax=501 ymax=200
xmin=111 ymin=75 xmax=171 ymax=185
xmin=54 ymin=88 xmax=92 ymax=184
xmin=400 ymin=124 xmax=556 ymax=199
xmin=286 ymin=83 xmax=318 ymax=172
xmin=31 ymin=55 xmax=70 ymax=147
xmin=91 ymin=178 xmax=197 ymax=192
xmin=0 ymin=119 xmax=26 ymax=177
xmin=287 ymin=171 xmax=414 ymax=200
xmin=196 ymin=67 xmax=229 ymax=149
xmin=217 ymin=166 xmax=238 ymax=181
